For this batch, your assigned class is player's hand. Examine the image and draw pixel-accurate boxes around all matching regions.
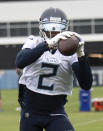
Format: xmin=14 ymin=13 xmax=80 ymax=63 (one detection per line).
xmin=61 ymin=31 xmax=74 ymax=38
xmin=46 ymin=33 xmax=67 ymax=49
xmin=72 ymin=32 xmax=85 ymax=57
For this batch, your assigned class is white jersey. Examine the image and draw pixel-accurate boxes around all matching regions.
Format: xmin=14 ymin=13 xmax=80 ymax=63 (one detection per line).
xmin=19 ymin=35 xmax=78 ymax=96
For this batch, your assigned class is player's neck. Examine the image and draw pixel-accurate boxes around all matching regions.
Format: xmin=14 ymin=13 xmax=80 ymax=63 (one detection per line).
xmin=50 ymin=49 xmax=57 ymax=54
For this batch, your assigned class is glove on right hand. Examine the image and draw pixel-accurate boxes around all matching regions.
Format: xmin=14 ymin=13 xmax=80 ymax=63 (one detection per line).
xmin=46 ymin=33 xmax=67 ymax=49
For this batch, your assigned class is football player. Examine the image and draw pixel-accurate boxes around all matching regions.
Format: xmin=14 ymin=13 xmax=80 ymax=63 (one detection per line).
xmin=16 ymin=7 xmax=93 ymax=131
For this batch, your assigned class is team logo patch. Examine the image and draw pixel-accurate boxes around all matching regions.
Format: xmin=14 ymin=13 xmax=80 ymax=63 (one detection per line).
xmin=29 ymin=37 xmax=33 ymax=40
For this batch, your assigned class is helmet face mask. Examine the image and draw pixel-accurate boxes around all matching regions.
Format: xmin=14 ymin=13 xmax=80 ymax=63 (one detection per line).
xmin=39 ymin=7 xmax=69 ymax=39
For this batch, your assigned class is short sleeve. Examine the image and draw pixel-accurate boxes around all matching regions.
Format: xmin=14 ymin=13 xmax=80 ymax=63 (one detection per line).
xmin=22 ymin=35 xmax=37 ymax=49
xmin=70 ymin=53 xmax=78 ymax=65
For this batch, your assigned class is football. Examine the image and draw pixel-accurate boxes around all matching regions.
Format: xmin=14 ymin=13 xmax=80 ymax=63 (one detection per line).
xmin=58 ymin=35 xmax=79 ymax=56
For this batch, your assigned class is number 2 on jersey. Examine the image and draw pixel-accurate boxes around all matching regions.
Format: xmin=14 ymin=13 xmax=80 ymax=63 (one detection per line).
xmin=37 ymin=63 xmax=59 ymax=91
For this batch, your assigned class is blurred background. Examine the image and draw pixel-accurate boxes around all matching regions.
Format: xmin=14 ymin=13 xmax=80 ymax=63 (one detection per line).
xmin=0 ymin=0 xmax=103 ymax=131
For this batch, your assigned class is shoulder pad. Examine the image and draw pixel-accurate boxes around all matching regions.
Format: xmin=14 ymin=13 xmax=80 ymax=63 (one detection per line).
xmin=28 ymin=35 xmax=35 ymax=40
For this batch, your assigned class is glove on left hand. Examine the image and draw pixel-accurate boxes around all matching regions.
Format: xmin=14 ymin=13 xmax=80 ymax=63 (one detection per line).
xmin=72 ymin=32 xmax=85 ymax=57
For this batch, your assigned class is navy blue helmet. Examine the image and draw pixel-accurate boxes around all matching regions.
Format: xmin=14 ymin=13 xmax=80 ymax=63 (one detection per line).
xmin=39 ymin=7 xmax=69 ymax=38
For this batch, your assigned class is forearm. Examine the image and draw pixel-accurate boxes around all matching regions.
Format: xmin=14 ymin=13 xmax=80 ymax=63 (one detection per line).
xmin=16 ymin=42 xmax=48 ymax=69
xmin=72 ymin=56 xmax=93 ymax=90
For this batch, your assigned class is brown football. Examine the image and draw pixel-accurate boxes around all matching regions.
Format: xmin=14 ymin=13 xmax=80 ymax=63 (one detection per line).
xmin=58 ymin=35 xmax=79 ymax=56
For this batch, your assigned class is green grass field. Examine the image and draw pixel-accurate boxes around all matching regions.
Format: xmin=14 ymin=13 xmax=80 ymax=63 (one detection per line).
xmin=0 ymin=87 xmax=103 ymax=131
